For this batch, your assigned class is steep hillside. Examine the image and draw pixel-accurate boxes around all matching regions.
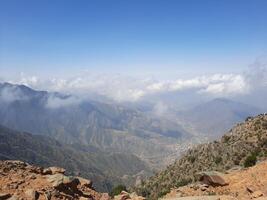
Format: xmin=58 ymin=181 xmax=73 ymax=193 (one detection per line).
xmin=0 ymin=124 xmax=152 ymax=192
xmin=177 ymin=98 xmax=261 ymax=138
xmin=135 ymin=114 xmax=267 ymax=199
xmin=0 ymin=82 xmax=191 ymax=169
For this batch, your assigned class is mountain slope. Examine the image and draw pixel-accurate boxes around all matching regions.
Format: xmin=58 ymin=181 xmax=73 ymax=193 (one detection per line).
xmin=0 ymin=82 xmax=191 ymax=169
xmin=0 ymin=124 xmax=152 ymax=192
xmin=177 ymin=98 xmax=262 ymax=138
xmin=135 ymin=114 xmax=267 ymax=199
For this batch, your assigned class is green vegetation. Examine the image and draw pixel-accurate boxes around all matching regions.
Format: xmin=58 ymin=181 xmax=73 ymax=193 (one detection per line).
xmin=175 ymin=178 xmax=191 ymax=187
xmin=188 ymin=156 xmax=196 ymax=163
xmin=109 ymin=184 xmax=127 ymax=197
xmin=158 ymin=188 xmax=170 ymax=198
xmin=214 ymin=156 xmax=222 ymax=164
xmin=244 ymin=153 xmax=257 ymax=168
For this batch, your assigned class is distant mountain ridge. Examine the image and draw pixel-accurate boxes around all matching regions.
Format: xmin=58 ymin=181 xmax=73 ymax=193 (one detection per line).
xmin=177 ymin=98 xmax=262 ymax=138
xmin=0 ymin=82 xmax=192 ymax=169
xmin=0 ymin=82 xmax=263 ymax=169
xmin=0 ymin=124 xmax=152 ymax=192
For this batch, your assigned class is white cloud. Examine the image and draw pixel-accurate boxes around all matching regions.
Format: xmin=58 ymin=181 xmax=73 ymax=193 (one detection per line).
xmin=0 ymin=85 xmax=29 ymax=103
xmin=198 ymin=74 xmax=248 ymax=96
xmin=153 ymin=101 xmax=169 ymax=116
xmin=45 ymin=94 xmax=82 ymax=109
xmin=2 ymin=62 xmax=266 ymax=102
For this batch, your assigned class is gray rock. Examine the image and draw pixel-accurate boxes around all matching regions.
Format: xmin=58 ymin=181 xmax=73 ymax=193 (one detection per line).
xmin=76 ymin=176 xmax=93 ymax=188
xmin=46 ymin=174 xmax=80 ymax=191
xmin=197 ymin=171 xmax=228 ymax=186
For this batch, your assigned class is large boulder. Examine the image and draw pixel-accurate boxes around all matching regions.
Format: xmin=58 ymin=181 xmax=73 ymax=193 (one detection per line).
xmin=46 ymin=174 xmax=79 ymax=188
xmin=196 ymin=171 xmax=228 ymax=187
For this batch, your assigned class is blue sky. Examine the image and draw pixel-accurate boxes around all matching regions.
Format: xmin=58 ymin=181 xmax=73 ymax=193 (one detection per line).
xmin=1 ymin=0 xmax=267 ymax=78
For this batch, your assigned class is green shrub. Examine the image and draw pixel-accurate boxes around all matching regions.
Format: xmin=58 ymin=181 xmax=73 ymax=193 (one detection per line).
xmin=223 ymin=135 xmax=230 ymax=143
xmin=262 ymin=121 xmax=267 ymax=129
xmin=137 ymin=187 xmax=150 ymax=197
xmin=188 ymin=156 xmax=196 ymax=163
xmin=244 ymin=153 xmax=257 ymax=168
xmin=110 ymin=184 xmax=127 ymax=197
xmin=158 ymin=188 xmax=170 ymax=198
xmin=214 ymin=156 xmax=222 ymax=164
xmin=175 ymin=178 xmax=191 ymax=187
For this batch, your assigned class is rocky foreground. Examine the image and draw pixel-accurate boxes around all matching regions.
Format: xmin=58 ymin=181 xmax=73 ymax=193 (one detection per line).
xmin=0 ymin=160 xmax=111 ymax=200
xmin=161 ymin=160 xmax=267 ymax=200
xmin=0 ymin=160 xmax=146 ymax=200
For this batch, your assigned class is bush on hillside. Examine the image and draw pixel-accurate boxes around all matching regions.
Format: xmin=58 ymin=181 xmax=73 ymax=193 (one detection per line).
xmin=110 ymin=184 xmax=127 ymax=197
xmin=244 ymin=153 xmax=257 ymax=168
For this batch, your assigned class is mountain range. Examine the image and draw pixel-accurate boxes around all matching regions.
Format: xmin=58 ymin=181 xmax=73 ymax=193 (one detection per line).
xmin=0 ymin=82 xmax=264 ymax=193
xmin=0 ymin=82 xmax=192 ymax=170
xmin=176 ymin=98 xmax=262 ymax=138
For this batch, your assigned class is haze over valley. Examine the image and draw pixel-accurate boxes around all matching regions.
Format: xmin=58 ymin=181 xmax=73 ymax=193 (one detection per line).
xmin=1 ymin=0 xmax=267 ymax=199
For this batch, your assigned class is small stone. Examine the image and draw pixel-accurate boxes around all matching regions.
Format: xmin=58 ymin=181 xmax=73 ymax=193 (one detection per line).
xmin=247 ymin=186 xmax=254 ymax=193
xmin=25 ymin=189 xmax=39 ymax=200
xmin=100 ymin=193 xmax=110 ymax=200
xmin=49 ymin=167 xmax=65 ymax=174
xmin=252 ymin=190 xmax=264 ymax=198
xmin=201 ymin=186 xmax=208 ymax=191
xmin=42 ymin=168 xmax=52 ymax=175
xmin=44 ymin=191 xmax=52 ymax=200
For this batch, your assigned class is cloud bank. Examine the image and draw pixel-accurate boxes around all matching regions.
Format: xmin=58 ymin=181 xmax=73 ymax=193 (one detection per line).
xmin=45 ymin=94 xmax=82 ymax=109
xmin=2 ymin=62 xmax=267 ymax=103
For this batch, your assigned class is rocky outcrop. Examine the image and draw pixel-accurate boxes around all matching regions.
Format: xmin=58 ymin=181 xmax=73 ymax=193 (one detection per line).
xmin=43 ymin=167 xmax=66 ymax=175
xmin=161 ymin=160 xmax=267 ymax=200
xmin=114 ymin=191 xmax=145 ymax=200
xmin=0 ymin=160 xmax=111 ymax=200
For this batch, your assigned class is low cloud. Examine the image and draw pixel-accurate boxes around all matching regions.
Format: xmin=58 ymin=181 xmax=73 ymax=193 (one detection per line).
xmin=0 ymin=84 xmax=29 ymax=103
xmin=2 ymin=61 xmax=267 ymax=102
xmin=153 ymin=101 xmax=169 ymax=116
xmin=45 ymin=94 xmax=82 ymax=109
